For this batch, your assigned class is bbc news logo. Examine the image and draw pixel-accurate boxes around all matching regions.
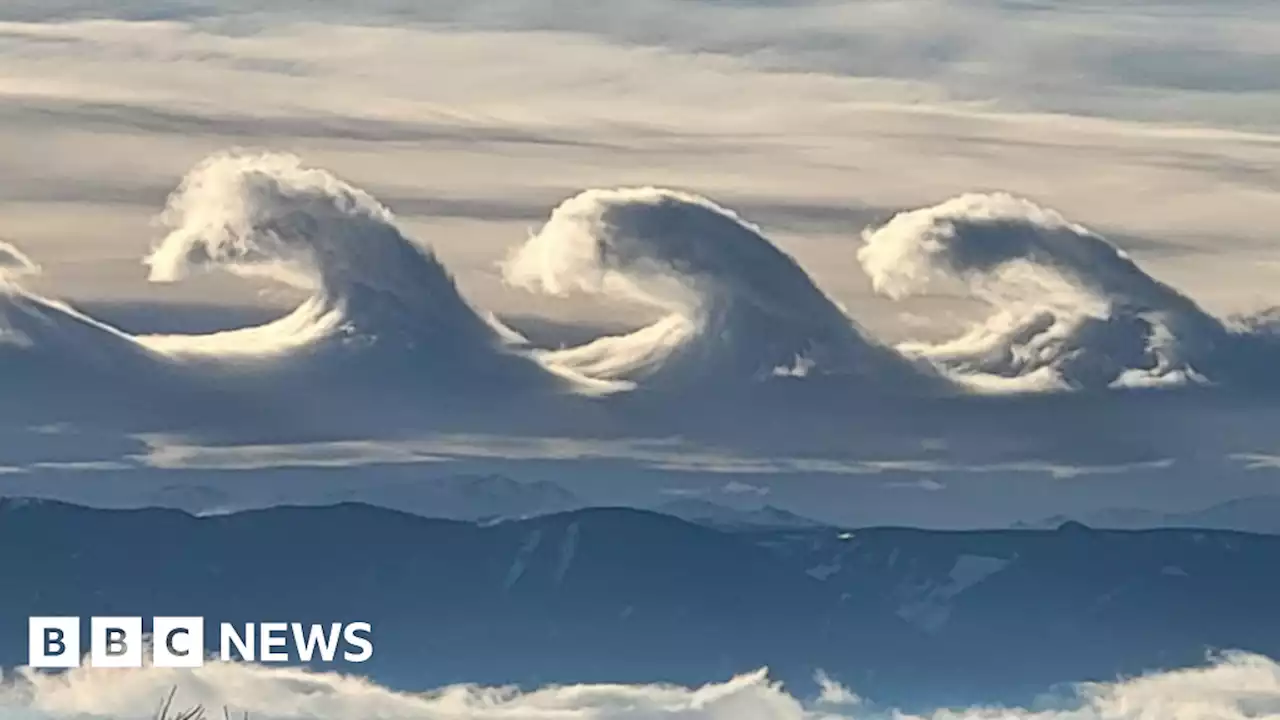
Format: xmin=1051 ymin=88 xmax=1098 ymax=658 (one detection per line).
xmin=29 ymin=617 xmax=373 ymax=668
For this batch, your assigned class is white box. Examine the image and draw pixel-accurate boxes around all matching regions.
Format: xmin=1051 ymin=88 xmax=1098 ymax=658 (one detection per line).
xmin=152 ymin=617 xmax=205 ymax=667
xmin=28 ymin=617 xmax=81 ymax=668
xmin=90 ymin=616 xmax=143 ymax=668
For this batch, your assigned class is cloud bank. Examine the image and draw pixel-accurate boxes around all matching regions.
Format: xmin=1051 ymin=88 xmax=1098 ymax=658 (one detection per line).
xmin=4 ymin=653 xmax=1279 ymax=720
xmin=8 ymin=7 xmax=1280 ymax=325
xmin=3 ymin=151 xmax=1280 ymax=439
xmin=2 ymin=0 xmax=1279 ymax=531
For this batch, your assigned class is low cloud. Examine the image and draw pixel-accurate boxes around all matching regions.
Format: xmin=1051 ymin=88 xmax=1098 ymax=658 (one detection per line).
xmin=4 ymin=653 xmax=1279 ymax=720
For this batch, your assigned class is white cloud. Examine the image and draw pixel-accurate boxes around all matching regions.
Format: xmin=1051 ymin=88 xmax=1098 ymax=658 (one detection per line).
xmin=2 ymin=9 xmax=1280 ymax=319
xmin=10 ymin=0 xmax=1280 ymax=127
xmin=1 ymin=0 xmax=1280 ymax=529
xmin=4 ymin=653 xmax=1280 ymax=720
xmin=131 ymin=432 xmax=1178 ymax=480
xmin=858 ymin=192 xmax=1230 ymax=390
xmin=885 ymin=479 xmax=946 ymax=492
xmin=503 ymin=186 xmax=925 ymax=388
xmin=134 ymin=438 xmax=449 ymax=471
xmin=723 ymin=480 xmax=770 ymax=496
xmin=0 ymin=240 xmax=40 ymax=281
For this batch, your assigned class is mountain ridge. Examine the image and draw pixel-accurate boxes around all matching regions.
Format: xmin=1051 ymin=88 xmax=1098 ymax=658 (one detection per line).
xmin=3 ymin=500 xmax=1278 ymax=709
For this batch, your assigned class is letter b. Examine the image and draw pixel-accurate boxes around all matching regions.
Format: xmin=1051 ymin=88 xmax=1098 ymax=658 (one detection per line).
xmin=91 ymin=617 xmax=142 ymax=667
xmin=28 ymin=617 xmax=80 ymax=668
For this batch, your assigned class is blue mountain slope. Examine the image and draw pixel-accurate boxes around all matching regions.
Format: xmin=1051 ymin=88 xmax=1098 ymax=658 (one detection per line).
xmin=2 ymin=500 xmax=1278 ymax=708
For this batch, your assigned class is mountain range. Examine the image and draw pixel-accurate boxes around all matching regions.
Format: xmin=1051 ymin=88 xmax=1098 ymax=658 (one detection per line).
xmin=136 ymin=474 xmax=583 ymax=522
xmin=2 ymin=500 xmax=1278 ymax=709
xmin=138 ymin=475 xmax=1280 ymax=535
xmin=133 ymin=475 xmax=825 ymax=528
xmin=1017 ymin=494 xmax=1280 ymax=534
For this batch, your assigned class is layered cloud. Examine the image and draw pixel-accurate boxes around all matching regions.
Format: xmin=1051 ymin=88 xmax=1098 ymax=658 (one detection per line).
xmin=8 ymin=0 xmax=1280 ymax=129
xmin=7 ymin=4 xmax=1280 ymax=317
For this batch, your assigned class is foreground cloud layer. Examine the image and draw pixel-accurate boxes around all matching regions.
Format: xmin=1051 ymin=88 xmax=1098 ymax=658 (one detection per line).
xmin=3 ymin=653 xmax=1278 ymax=720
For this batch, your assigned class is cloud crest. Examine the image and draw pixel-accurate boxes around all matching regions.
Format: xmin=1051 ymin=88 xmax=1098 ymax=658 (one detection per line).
xmin=859 ymin=192 xmax=1235 ymax=391
xmin=142 ymin=151 xmax=526 ymax=368
xmin=504 ymin=187 xmax=929 ymax=389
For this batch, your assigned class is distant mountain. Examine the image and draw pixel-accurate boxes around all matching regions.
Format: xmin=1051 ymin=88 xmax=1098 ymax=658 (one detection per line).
xmin=139 ymin=477 xmax=832 ymax=527
xmin=317 ymin=473 xmax=583 ymax=521
xmin=2 ymin=500 xmax=1278 ymax=709
xmin=1016 ymin=494 xmax=1280 ymax=534
xmin=1179 ymin=495 xmax=1280 ymax=533
xmin=652 ymin=498 xmax=826 ymax=529
xmin=148 ymin=483 xmax=238 ymax=515
xmin=139 ymin=474 xmax=583 ymax=521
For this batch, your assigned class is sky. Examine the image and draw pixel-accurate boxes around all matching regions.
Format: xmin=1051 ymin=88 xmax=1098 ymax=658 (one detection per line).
xmin=4 ymin=0 xmax=1280 ymax=331
xmin=2 ymin=0 xmax=1280 ymax=527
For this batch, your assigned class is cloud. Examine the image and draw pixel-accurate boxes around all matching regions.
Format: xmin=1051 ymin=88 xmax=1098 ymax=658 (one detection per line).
xmin=0 ymin=146 xmax=1276 ymax=530
xmin=9 ymin=0 xmax=1280 ymax=128
xmin=129 ymin=432 xmax=1179 ymax=481
xmin=0 ymin=151 xmax=576 ymax=415
xmin=0 ymin=151 xmax=1270 ymax=496
xmin=4 ymin=653 xmax=1280 ymax=720
xmin=885 ymin=479 xmax=946 ymax=492
xmin=0 ymin=240 xmax=39 ymax=281
xmin=504 ymin=187 xmax=929 ymax=388
xmin=5 ymin=10 xmax=1280 ymax=327
xmin=141 ymin=151 xmax=523 ymax=363
xmin=723 ymin=480 xmax=770 ymax=496
xmin=857 ymin=192 xmax=1252 ymax=390
xmin=0 ymin=152 xmax=593 ymax=431
xmin=134 ymin=438 xmax=449 ymax=471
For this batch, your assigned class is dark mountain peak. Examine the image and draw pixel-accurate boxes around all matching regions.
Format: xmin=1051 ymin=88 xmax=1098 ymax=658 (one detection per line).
xmin=521 ymin=504 xmax=723 ymax=536
xmin=1056 ymin=519 xmax=1093 ymax=533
